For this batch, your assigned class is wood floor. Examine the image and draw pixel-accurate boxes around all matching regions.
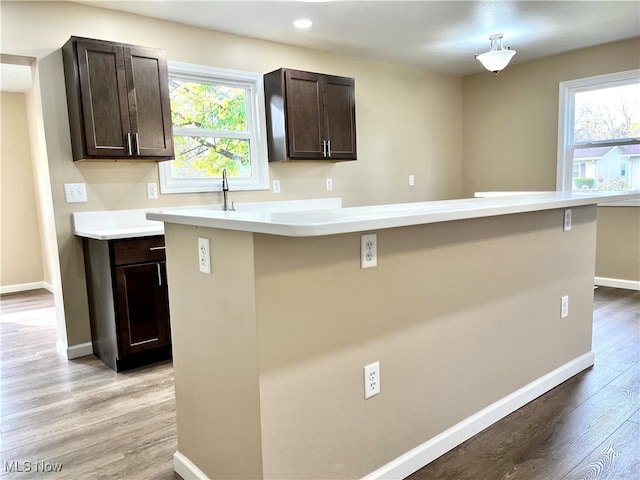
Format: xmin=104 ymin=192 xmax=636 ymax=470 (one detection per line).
xmin=408 ymin=287 xmax=640 ymax=480
xmin=0 ymin=287 xmax=638 ymax=479
xmin=0 ymin=289 xmax=180 ymax=479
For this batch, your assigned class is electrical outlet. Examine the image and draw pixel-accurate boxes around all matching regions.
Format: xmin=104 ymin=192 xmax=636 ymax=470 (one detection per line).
xmin=561 ymin=295 xmax=569 ymax=318
xmin=326 ymin=178 xmax=333 ymax=191
xmin=198 ymin=237 xmax=211 ymax=275
xmin=364 ymin=361 xmax=380 ymax=399
xmin=147 ymin=182 xmax=158 ymax=199
xmin=64 ymin=183 xmax=88 ymax=203
xmin=409 ymin=174 xmax=415 ymax=187
xmin=564 ymin=209 xmax=572 ymax=231
xmin=361 ymin=233 xmax=377 ymax=269
xmin=273 ymin=179 xmax=281 ymax=194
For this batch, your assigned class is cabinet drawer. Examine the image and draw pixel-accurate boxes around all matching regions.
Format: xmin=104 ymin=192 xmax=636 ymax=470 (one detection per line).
xmin=112 ymin=236 xmax=165 ymax=266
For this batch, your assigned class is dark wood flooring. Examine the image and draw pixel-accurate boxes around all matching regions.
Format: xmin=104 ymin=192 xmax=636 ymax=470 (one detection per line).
xmin=407 ymin=286 xmax=640 ymax=480
xmin=0 ymin=287 xmax=638 ymax=479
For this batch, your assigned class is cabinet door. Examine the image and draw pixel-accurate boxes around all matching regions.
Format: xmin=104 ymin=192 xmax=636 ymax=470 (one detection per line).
xmin=115 ymin=262 xmax=170 ymax=356
xmin=124 ymin=46 xmax=174 ymax=158
xmin=76 ymin=38 xmax=131 ymax=157
xmin=284 ymin=70 xmax=324 ymax=159
xmin=323 ymin=76 xmax=357 ymax=160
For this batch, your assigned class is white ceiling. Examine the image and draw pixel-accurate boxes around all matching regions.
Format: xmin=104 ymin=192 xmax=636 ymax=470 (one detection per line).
xmin=75 ymin=1 xmax=639 ymax=75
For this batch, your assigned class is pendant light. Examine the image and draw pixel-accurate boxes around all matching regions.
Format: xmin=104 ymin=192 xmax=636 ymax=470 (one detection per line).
xmin=475 ymin=34 xmax=516 ymax=73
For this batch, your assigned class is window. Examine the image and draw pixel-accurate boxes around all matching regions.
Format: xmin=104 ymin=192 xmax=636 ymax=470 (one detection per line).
xmin=159 ymin=62 xmax=269 ymax=193
xmin=557 ymin=70 xmax=639 ymax=193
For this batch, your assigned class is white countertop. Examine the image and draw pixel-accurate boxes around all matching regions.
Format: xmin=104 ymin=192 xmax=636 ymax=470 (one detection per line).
xmin=73 ymin=208 xmax=165 ymax=240
xmin=73 ymin=198 xmax=342 ymax=240
xmin=147 ymin=191 xmax=640 ymax=237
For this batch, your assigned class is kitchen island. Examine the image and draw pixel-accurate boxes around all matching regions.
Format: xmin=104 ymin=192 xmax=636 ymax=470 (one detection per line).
xmin=148 ymin=191 xmax=638 ymax=480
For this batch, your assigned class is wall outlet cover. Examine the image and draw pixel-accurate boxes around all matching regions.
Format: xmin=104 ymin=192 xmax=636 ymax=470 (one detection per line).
xmin=564 ymin=209 xmax=572 ymax=231
xmin=198 ymin=237 xmax=211 ymax=275
xmin=364 ymin=361 xmax=380 ymax=399
xmin=147 ymin=182 xmax=158 ymax=199
xmin=561 ymin=295 xmax=569 ymax=318
xmin=361 ymin=233 xmax=377 ymax=269
xmin=326 ymin=178 xmax=333 ymax=191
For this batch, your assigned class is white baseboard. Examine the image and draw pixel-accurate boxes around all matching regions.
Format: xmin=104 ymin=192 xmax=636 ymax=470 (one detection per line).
xmin=56 ymin=341 xmax=93 ymax=360
xmin=171 ymin=353 xmax=594 ymax=480
xmin=594 ymin=277 xmax=640 ymax=291
xmin=174 ymin=451 xmax=210 ymax=480
xmin=362 ymin=351 xmax=595 ymax=480
xmin=0 ymin=281 xmax=53 ymax=294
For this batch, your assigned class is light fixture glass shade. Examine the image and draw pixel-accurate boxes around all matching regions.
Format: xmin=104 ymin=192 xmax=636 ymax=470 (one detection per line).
xmin=476 ymin=49 xmax=516 ymax=72
xmin=476 ymin=34 xmax=516 ymax=73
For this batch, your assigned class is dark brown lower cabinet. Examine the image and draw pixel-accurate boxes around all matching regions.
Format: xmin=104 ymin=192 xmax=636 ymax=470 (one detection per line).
xmin=82 ymin=236 xmax=171 ymax=371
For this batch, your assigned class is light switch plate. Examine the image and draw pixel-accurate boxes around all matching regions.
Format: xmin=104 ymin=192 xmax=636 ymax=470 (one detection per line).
xmin=64 ymin=183 xmax=88 ymax=203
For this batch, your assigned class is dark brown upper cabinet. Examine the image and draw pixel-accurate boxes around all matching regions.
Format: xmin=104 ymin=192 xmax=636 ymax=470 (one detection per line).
xmin=264 ymin=68 xmax=357 ymax=162
xmin=62 ymin=37 xmax=174 ymax=161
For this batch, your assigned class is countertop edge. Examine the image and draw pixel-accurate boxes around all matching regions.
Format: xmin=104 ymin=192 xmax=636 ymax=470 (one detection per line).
xmin=147 ymin=192 xmax=640 ymax=237
xmin=74 ymin=228 xmax=165 ymax=241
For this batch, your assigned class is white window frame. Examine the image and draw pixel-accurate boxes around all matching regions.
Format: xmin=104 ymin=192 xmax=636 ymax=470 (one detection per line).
xmin=556 ymin=69 xmax=640 ymax=205
xmin=159 ymin=61 xmax=269 ymax=194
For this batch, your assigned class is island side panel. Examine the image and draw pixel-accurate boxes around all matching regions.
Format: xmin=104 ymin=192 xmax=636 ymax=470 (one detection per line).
xmin=163 ymin=223 xmax=263 ymax=479
xmin=253 ymin=206 xmax=597 ymax=479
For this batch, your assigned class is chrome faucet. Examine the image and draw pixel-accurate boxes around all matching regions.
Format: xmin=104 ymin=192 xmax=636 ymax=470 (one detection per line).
xmin=221 ymin=169 xmax=234 ymax=211
xmin=222 ymin=168 xmax=229 ymax=211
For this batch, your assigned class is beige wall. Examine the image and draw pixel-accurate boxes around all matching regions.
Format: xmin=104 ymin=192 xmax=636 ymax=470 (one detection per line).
xmin=0 ymin=92 xmax=45 ymax=288
xmin=0 ymin=1 xmax=462 ymax=346
xmin=461 ymin=37 xmax=640 ymax=194
xmin=596 ymin=207 xmax=640 ymax=282
xmin=462 ymin=37 xmax=640 ymax=282
xmin=164 ymin=205 xmax=597 ymax=478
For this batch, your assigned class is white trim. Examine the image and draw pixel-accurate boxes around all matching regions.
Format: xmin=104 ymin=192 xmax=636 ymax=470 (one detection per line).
xmin=160 ymin=62 xmax=270 ymax=194
xmin=171 ymin=352 xmax=594 ymax=480
xmin=362 ymin=351 xmax=594 ymax=480
xmin=174 ymin=451 xmax=211 ymax=480
xmin=0 ymin=281 xmax=53 ymax=294
xmin=595 ymin=277 xmax=640 ymax=291
xmin=57 ymin=341 xmax=93 ymax=360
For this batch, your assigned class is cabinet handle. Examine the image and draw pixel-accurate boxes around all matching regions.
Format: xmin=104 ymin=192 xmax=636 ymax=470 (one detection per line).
xmin=327 ymin=140 xmax=331 ymax=157
xmin=126 ymin=133 xmax=133 ymax=156
xmin=134 ymin=133 xmax=141 ymax=156
xmin=149 ymin=246 xmax=166 ymax=251
xmin=157 ymin=263 xmax=162 ymax=286
xmin=322 ymin=140 xmax=327 ymax=158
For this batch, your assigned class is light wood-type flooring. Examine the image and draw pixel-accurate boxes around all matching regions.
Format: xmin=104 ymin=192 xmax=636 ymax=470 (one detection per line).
xmin=0 ymin=289 xmax=180 ymax=479
xmin=0 ymin=287 xmax=638 ymax=479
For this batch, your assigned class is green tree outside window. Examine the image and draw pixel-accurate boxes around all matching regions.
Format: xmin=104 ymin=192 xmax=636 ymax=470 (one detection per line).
xmin=169 ymin=79 xmax=251 ymax=178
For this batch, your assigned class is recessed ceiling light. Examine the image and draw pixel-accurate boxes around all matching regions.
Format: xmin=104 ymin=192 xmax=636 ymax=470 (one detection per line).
xmin=293 ymin=19 xmax=312 ymax=29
